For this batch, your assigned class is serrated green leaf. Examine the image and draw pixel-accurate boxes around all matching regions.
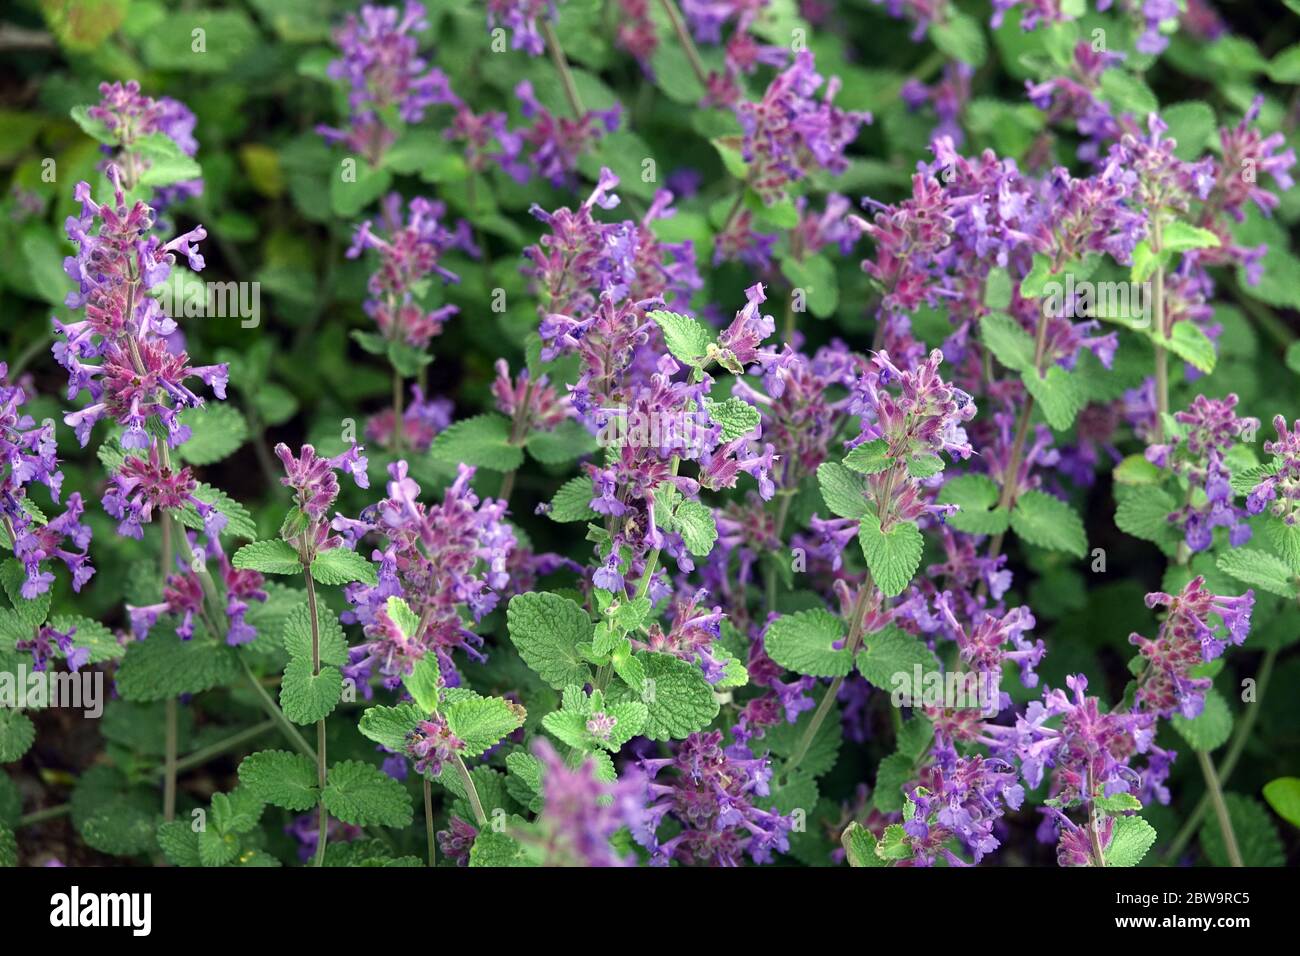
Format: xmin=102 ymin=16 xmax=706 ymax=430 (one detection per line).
xmin=357 ymin=703 xmax=425 ymax=756
xmin=116 ymin=635 xmax=240 ymax=701
xmin=233 ymin=540 xmax=302 ymax=575
xmin=545 ymin=476 xmax=599 ymax=522
xmin=525 ymin=419 xmax=597 ymax=464
xmin=1199 ymin=794 xmax=1284 ymax=867
xmin=428 ymin=414 xmax=523 ymax=471
xmin=817 ymin=461 xmax=870 ymax=519
xmin=843 ymin=438 xmax=891 ymax=475
xmin=0 ymin=709 xmax=35 ymax=762
xmin=69 ymin=766 xmax=158 ymax=857
xmin=469 ymin=830 xmax=528 ymax=867
xmin=311 ymin=547 xmax=378 ymax=585
xmin=704 ymin=397 xmax=761 ymax=442
xmin=763 ymin=608 xmax=852 ymax=677
xmin=980 ymin=313 xmax=1036 ymax=372
xmin=281 ymin=603 xmax=349 ymax=666
xmin=1010 ymin=490 xmax=1086 ymax=557
xmin=176 ymin=404 xmax=248 ymax=466
xmin=1216 ymin=549 xmax=1298 ymax=598
xmin=1159 ymin=321 xmax=1217 ymax=374
xmin=156 ymin=820 xmax=202 ymax=867
xmin=938 ymin=473 xmax=1010 ymax=535
xmin=1105 ymin=815 xmax=1157 ymax=867
xmin=648 ymin=309 xmax=711 ymax=366
xmin=444 ymin=696 xmax=526 ymax=756
xmin=280 ymin=659 xmax=343 ymax=725
xmin=323 ymin=761 xmax=413 ymax=828
xmin=507 ymin=592 xmax=594 ymax=689
xmin=1163 ymin=222 xmax=1221 ymax=253
xmin=1023 ymin=365 xmax=1086 ymax=431
xmin=610 ymin=652 xmax=718 ymax=740
xmin=858 ymin=516 xmax=922 ymax=596
xmin=855 ymin=625 xmax=940 ymax=691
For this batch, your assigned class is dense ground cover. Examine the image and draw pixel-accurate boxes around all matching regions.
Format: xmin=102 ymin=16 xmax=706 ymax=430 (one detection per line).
xmin=0 ymin=0 xmax=1298 ymax=868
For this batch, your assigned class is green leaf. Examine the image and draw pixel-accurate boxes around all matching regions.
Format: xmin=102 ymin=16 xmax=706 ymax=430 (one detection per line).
xmin=323 ymin=761 xmax=414 ymax=828
xmin=48 ymin=615 xmax=124 ymax=664
xmin=545 ymin=476 xmax=599 ymax=522
xmin=1115 ymin=485 xmax=1179 ymax=547
xmin=428 ymin=414 xmax=523 ymax=472
xmin=872 ymin=751 xmax=914 ymax=813
xmin=0 ymin=710 xmax=35 ymax=762
xmin=178 ymin=484 xmax=258 ymax=541
xmin=817 ymin=462 xmax=869 ymax=519
xmin=980 ymin=313 xmax=1036 ymax=372
xmin=855 ymin=625 xmax=940 ymax=691
xmin=842 ymin=822 xmax=886 ymax=867
xmin=704 ymin=397 xmax=761 ymax=442
xmin=280 ymin=659 xmax=343 ymax=725
xmin=842 ymin=438 xmax=891 ymax=475
xmin=401 ymin=654 xmax=441 ymax=714
xmin=1216 ymin=549 xmax=1298 ymax=598
xmin=1022 ymin=365 xmax=1086 ymax=431
xmin=1099 ymin=69 xmax=1158 ymax=116
xmin=648 ymin=309 xmax=711 ymax=366
xmin=611 ymin=652 xmax=718 ymax=740
xmin=281 ymin=604 xmax=349 ymax=666
xmin=1159 ymin=321 xmax=1217 ymax=374
xmin=984 ymin=268 xmax=1013 ymax=309
xmin=1162 ymin=222 xmax=1222 ymax=253
xmin=1161 ymin=102 xmax=1216 ymax=160
xmin=233 ymin=540 xmax=302 ymax=575
xmin=525 ymin=420 xmax=597 ymax=464
xmin=311 ymin=548 xmax=378 ymax=586
xmin=70 ymin=104 xmax=115 ymax=144
xmin=858 ymin=516 xmax=923 ymax=597
xmin=443 ymin=696 xmax=526 ymax=756
xmin=763 ymin=608 xmax=852 ymax=677
xmin=69 ymin=766 xmax=157 ymax=856
xmin=358 ymin=702 xmax=425 ymax=753
xmin=1095 ymin=792 xmax=1144 ymax=814
xmin=1010 ymin=490 xmax=1086 ymax=557
xmin=469 ymin=831 xmax=528 ymax=867
xmin=1269 ymin=44 xmax=1300 ymax=83
xmin=116 ymin=635 xmax=240 ymax=701
xmin=930 ymin=11 xmax=986 ymax=66
xmin=1105 ymin=815 xmax=1157 ymax=867
xmin=1113 ymin=453 xmax=1162 ymax=486
xmin=156 ymin=821 xmax=202 ymax=867
xmin=938 ymin=474 xmax=1010 ymax=535
xmin=1262 ymin=778 xmax=1300 ymax=829
xmin=671 ymin=499 xmax=718 ymax=557
xmin=135 ymin=132 xmax=202 ymax=188
xmin=507 ymin=592 xmax=594 ymax=689
xmin=1199 ymin=794 xmax=1284 ymax=867
xmin=0 ymin=560 xmax=50 ymax=632
xmin=1172 ymin=689 xmax=1232 ymax=752
xmin=176 ymin=404 xmax=247 ymax=466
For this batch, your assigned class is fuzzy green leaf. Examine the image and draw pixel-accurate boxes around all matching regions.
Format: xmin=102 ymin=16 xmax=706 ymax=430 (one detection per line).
xmin=1010 ymin=490 xmax=1086 ymax=557
xmin=428 ymin=413 xmax=523 ymax=472
xmin=323 ymin=761 xmax=414 ymax=828
xmin=507 ymin=592 xmax=594 ymax=689
xmin=233 ymin=540 xmax=302 ymax=575
xmin=238 ymin=750 xmax=319 ymax=811
xmin=311 ymin=548 xmax=378 ymax=586
xmin=763 ymin=608 xmax=852 ymax=677
xmin=858 ymin=516 xmax=923 ymax=596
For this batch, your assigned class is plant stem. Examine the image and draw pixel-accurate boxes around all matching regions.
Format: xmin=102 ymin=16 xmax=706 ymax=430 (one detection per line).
xmin=656 ymin=0 xmax=709 ymax=87
xmin=304 ymin=566 xmax=329 ymax=868
xmin=1196 ymin=749 xmax=1244 ymax=867
xmin=540 ymin=19 xmax=585 ymax=118
xmin=1151 ymin=216 xmax=1169 ymax=442
xmin=240 ymin=658 xmax=316 ymax=760
xmin=784 ymin=578 xmax=873 ymax=778
xmin=17 ymin=803 xmax=70 ymax=827
xmin=454 ymin=755 xmax=488 ymax=827
xmin=424 ymin=778 xmax=437 ymax=867
xmin=764 ymin=490 xmax=795 ymax=613
xmin=392 ymin=367 xmax=405 ymax=453
xmin=171 ymin=719 xmax=276 ymax=774
xmin=160 ymin=504 xmax=178 ymax=824
xmin=1164 ymin=646 xmax=1278 ymax=862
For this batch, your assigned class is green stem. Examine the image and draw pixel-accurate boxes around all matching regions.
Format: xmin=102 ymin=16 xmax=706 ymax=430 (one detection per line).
xmin=539 ymin=19 xmax=585 ymax=117
xmin=1197 ymin=749 xmax=1244 ymax=867
xmin=784 ymin=578 xmax=873 ymax=779
xmin=17 ymin=803 xmax=70 ymax=827
xmin=424 ymin=778 xmax=437 ymax=867
xmin=655 ymin=0 xmax=709 ymax=87
xmin=764 ymin=491 xmax=795 ymax=613
xmin=454 ymin=755 xmax=488 ymax=827
xmin=1151 ymin=216 xmax=1169 ymax=443
xmin=1164 ymin=646 xmax=1278 ymax=863
xmin=160 ymin=506 xmax=178 ymax=824
xmin=240 ymin=658 xmax=316 ymax=761
xmin=304 ymin=567 xmax=329 ymax=868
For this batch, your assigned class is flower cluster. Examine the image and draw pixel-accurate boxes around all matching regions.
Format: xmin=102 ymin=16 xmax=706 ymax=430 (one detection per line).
xmin=127 ymin=535 xmax=267 ymax=646
xmin=87 ymin=80 xmax=202 ymax=206
xmin=318 ymin=1 xmax=457 ymax=165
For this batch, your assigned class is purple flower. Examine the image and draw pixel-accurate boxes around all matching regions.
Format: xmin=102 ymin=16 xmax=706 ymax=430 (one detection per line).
xmin=102 ymin=445 xmax=225 ymax=542
xmin=317 ymin=2 xmax=457 ymax=165
xmin=404 ymin=712 xmax=463 ymax=776
xmin=532 ymin=738 xmax=648 ymax=866
xmin=486 ymin=0 xmax=556 ymax=55
xmin=736 ymin=51 xmax=871 ymax=204
xmin=638 ymin=731 xmax=791 ymax=865
xmin=17 ymin=623 xmax=90 ymax=673
xmin=515 ymin=80 xmax=620 ymax=188
xmin=87 ymin=81 xmax=203 ymax=204
xmin=1132 ymin=576 xmax=1253 ymax=718
xmin=1248 ymin=415 xmax=1300 ymax=522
